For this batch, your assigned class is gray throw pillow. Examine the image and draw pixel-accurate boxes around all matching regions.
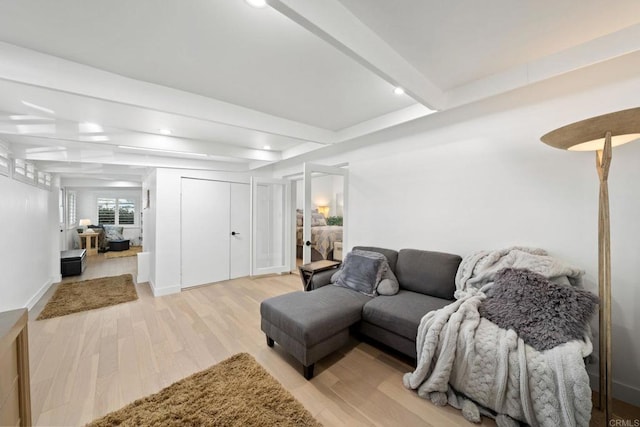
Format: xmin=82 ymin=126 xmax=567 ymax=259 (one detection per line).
xmin=377 ymin=266 xmax=400 ymax=296
xmin=333 ymin=250 xmax=385 ymax=296
xmin=479 ymin=268 xmax=599 ymax=351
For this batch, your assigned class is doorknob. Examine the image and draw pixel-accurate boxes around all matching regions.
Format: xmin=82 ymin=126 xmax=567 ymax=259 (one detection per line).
xmin=305 ymin=241 xmax=311 ymax=246
xmin=231 ymin=231 xmax=240 ymax=236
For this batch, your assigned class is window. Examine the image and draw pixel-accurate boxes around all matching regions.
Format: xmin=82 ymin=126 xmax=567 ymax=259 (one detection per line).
xmin=13 ymin=159 xmax=36 ymax=185
xmin=7 ymin=154 xmax=51 ymax=190
xmin=67 ymin=191 xmax=77 ymax=227
xmin=13 ymin=158 xmax=26 ymax=178
xmin=118 ymin=199 xmax=135 ymax=225
xmin=0 ymin=148 xmax=8 ymax=177
xmin=97 ymin=198 xmax=136 ymax=225
xmin=37 ymin=171 xmax=51 ymax=189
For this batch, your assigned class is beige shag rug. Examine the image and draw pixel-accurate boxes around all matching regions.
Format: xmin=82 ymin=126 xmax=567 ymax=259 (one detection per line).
xmin=104 ymin=246 xmax=142 ymax=259
xmin=37 ymin=274 xmax=138 ymax=320
xmin=87 ymin=353 xmax=322 ymax=427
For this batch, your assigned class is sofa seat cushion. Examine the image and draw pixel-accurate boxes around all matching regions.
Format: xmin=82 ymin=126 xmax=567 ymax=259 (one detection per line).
xmin=395 ymin=249 xmax=461 ymax=299
xmin=362 ymin=290 xmax=452 ymax=341
xmin=260 ymin=285 xmax=371 ymax=347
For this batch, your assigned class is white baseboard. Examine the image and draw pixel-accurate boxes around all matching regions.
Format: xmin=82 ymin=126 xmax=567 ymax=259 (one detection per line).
xmin=589 ymin=372 xmax=640 ymax=406
xmin=149 ymin=279 xmax=180 ymax=297
xmin=26 ymin=277 xmax=56 ymax=311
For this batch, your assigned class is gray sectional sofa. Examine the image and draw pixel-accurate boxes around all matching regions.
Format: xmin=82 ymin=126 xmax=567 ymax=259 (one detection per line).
xmin=260 ymin=246 xmax=462 ymax=379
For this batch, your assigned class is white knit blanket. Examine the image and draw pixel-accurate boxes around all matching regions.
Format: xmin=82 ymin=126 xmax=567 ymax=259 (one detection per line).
xmin=403 ymin=248 xmax=593 ymax=426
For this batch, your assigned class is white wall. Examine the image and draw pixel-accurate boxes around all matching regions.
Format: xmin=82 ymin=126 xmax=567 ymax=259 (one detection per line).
xmin=150 ymin=168 xmax=254 ymax=296
xmin=0 ymin=174 xmax=60 ymax=311
xmin=273 ymin=72 xmax=640 ymax=404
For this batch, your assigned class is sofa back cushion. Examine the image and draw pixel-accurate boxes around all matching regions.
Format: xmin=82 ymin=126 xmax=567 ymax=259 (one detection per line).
xmin=395 ymin=249 xmax=461 ymax=300
xmin=353 ymin=246 xmax=399 ymax=273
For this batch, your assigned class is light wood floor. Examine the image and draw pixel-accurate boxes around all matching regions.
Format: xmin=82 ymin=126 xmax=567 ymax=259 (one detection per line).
xmin=28 ymin=254 xmax=638 ymax=426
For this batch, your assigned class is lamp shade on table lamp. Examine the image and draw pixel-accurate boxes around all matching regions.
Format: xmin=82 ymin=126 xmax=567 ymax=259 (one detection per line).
xmin=317 ymin=206 xmax=330 ymax=218
xmin=78 ymin=219 xmax=92 ymax=232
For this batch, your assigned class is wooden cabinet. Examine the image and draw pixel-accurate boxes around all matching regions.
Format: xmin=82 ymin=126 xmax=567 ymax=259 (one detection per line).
xmin=0 ymin=309 xmax=31 ymax=426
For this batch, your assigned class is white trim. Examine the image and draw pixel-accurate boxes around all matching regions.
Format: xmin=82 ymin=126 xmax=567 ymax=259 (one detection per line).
xmin=250 ymin=177 xmax=292 ymax=276
xmin=150 ymin=282 xmax=181 ymax=297
xmin=589 ymin=372 xmax=640 ymax=406
xmin=136 ymin=251 xmax=150 ymax=284
xmin=26 ymin=277 xmax=56 ymax=311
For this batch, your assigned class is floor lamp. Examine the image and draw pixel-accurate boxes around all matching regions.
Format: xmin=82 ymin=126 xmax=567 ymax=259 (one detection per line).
xmin=540 ymin=107 xmax=640 ymax=424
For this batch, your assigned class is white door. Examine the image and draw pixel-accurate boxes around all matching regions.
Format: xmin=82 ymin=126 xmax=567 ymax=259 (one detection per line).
xmin=181 ymin=178 xmax=230 ymax=288
xmin=303 ymin=163 xmax=348 ymax=264
xmin=251 ymin=177 xmax=291 ymax=276
xmin=229 ymin=183 xmax=250 ymax=279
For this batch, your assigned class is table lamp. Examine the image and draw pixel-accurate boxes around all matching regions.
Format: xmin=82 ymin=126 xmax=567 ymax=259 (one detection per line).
xmin=78 ymin=219 xmax=92 ymax=233
xmin=540 ymin=106 xmax=640 ymax=424
xmin=317 ymin=206 xmax=330 ymax=218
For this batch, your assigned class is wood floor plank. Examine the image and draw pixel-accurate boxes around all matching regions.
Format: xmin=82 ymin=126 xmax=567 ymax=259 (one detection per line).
xmin=27 ymin=253 xmax=640 ymax=426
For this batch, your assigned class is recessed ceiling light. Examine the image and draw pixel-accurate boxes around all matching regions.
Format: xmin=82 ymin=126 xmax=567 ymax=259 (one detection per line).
xmin=245 ymin=0 xmax=267 ymax=8
xmin=79 ymin=122 xmax=104 ymax=133
xmin=263 ymin=145 xmax=271 ymax=150
xmin=9 ymin=114 xmax=54 ymax=121
xmin=80 ymin=135 xmax=110 ymax=142
xmin=158 ymin=128 xmax=172 ymax=135
xmin=393 ymin=87 xmax=405 ymax=95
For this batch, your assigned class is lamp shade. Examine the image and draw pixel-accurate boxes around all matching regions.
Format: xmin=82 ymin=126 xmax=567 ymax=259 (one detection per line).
xmin=317 ymin=206 xmax=330 ymax=218
xmin=540 ymin=107 xmax=640 ymax=151
xmin=78 ymin=219 xmax=91 ymax=227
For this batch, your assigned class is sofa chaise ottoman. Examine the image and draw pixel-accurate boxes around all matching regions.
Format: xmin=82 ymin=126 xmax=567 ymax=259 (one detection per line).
xmin=260 ymin=246 xmax=462 ymax=378
xmin=260 ymin=285 xmax=371 ymax=379
xmin=109 ymin=239 xmax=130 ymax=251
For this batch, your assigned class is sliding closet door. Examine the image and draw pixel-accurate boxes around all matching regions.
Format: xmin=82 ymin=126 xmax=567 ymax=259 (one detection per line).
xmin=181 ymin=178 xmax=230 ymax=288
xmin=229 ymin=183 xmax=250 ymax=279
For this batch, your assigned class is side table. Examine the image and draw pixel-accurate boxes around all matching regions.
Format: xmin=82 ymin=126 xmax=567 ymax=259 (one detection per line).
xmin=78 ymin=232 xmax=99 ymax=256
xmin=299 ymin=260 xmax=341 ymax=291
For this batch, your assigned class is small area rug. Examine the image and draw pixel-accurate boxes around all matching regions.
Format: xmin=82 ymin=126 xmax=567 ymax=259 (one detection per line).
xmin=37 ymin=274 xmax=138 ymax=320
xmin=104 ymin=245 xmax=142 ymax=259
xmin=87 ymin=353 xmax=321 ymax=427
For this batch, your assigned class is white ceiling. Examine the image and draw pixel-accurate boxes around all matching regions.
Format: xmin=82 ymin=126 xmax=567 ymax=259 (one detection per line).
xmin=0 ymin=0 xmax=638 ymax=183
xmin=339 ymin=0 xmax=640 ymax=90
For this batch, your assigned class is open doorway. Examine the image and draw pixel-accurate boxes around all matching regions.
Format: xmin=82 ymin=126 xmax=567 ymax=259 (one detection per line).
xmin=293 ymin=163 xmax=347 ymax=267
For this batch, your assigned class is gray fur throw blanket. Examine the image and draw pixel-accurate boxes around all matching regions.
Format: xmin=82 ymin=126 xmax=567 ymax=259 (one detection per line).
xmin=403 ymin=248 xmax=594 ymax=427
xmin=480 ymin=268 xmax=599 ymax=351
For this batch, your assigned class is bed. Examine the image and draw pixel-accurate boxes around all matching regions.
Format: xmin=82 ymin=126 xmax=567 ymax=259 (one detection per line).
xmin=296 ymin=210 xmax=342 ymax=261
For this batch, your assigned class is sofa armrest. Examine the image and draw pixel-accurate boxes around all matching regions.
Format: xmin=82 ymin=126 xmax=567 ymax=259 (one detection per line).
xmin=309 ymin=269 xmax=336 ymax=290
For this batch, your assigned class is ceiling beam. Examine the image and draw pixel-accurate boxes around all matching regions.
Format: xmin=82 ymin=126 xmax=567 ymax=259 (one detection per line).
xmin=1 ymin=132 xmax=280 ymax=162
xmin=0 ymin=42 xmax=334 ymax=144
xmin=447 ymin=23 xmax=640 ymax=108
xmin=7 ymin=137 xmax=251 ymax=172
xmin=269 ymin=0 xmax=446 ymax=111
